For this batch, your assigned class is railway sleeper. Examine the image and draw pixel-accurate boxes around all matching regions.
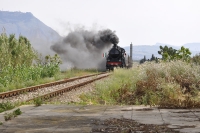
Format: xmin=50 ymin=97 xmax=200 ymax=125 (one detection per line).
xmin=0 ymin=73 xmax=106 ymax=100
xmin=6 ymin=73 xmax=109 ymax=102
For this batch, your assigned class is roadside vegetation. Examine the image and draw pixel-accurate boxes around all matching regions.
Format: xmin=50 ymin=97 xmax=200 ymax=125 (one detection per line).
xmin=0 ymin=33 xmax=62 ymax=92
xmin=0 ymin=33 xmax=99 ymax=112
xmin=0 ymin=101 xmax=15 ymax=113
xmin=33 ymin=97 xmax=43 ymax=106
xmin=80 ymin=46 xmax=200 ymax=108
xmin=2 ymin=33 xmax=199 ymax=109
xmin=4 ymin=108 xmax=22 ymax=121
xmin=0 ymin=33 xmax=98 ymax=92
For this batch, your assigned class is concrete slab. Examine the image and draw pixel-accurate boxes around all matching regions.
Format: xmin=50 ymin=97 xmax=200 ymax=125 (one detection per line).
xmin=132 ymin=108 xmax=164 ymax=125
xmin=0 ymin=105 xmax=199 ymax=133
xmin=159 ymin=109 xmax=200 ymax=133
xmin=191 ymin=109 xmax=200 ymax=121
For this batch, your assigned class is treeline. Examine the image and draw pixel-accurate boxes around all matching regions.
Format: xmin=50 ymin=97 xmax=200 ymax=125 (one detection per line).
xmin=139 ymin=45 xmax=199 ymax=64
xmin=0 ymin=33 xmax=61 ymax=90
xmin=139 ymin=54 xmax=158 ymax=64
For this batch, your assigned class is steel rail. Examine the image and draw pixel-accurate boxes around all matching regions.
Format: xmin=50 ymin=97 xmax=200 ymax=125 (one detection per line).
xmin=26 ymin=74 xmax=110 ymax=102
xmin=0 ymin=72 xmax=106 ymax=99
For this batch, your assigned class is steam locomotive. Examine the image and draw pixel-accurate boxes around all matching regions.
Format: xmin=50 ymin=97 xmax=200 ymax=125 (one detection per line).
xmin=106 ymin=44 xmax=129 ymax=71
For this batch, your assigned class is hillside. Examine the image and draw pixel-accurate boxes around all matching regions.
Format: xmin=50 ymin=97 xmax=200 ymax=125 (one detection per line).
xmin=183 ymin=43 xmax=200 ymax=51
xmin=0 ymin=11 xmax=61 ymax=54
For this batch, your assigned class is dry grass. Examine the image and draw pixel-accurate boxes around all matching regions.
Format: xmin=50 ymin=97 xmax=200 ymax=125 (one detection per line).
xmin=81 ymin=61 xmax=200 ymax=108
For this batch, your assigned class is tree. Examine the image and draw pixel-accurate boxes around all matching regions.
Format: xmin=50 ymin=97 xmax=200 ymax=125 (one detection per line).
xmin=0 ymin=33 xmax=62 ymax=87
xmin=144 ymin=56 xmax=146 ymax=62
xmin=150 ymin=54 xmax=155 ymax=61
xmin=158 ymin=45 xmax=191 ymax=62
xmin=0 ymin=34 xmax=37 ymax=69
xmin=176 ymin=46 xmax=191 ymax=62
xmin=139 ymin=56 xmax=147 ymax=64
xmin=139 ymin=59 xmax=144 ymax=64
xmin=158 ymin=45 xmax=177 ymax=61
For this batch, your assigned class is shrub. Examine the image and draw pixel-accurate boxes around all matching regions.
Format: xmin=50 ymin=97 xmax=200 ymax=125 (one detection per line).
xmin=4 ymin=108 xmax=22 ymax=121
xmin=34 ymin=97 xmax=43 ymax=106
xmin=191 ymin=53 xmax=200 ymax=65
xmin=13 ymin=108 xmax=22 ymax=117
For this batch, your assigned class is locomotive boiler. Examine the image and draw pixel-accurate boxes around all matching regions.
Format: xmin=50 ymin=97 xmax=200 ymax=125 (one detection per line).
xmin=106 ymin=44 xmax=128 ymax=71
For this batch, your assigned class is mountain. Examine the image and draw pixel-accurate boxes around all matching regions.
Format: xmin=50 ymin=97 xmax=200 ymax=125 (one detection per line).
xmin=183 ymin=43 xmax=200 ymax=51
xmin=123 ymin=43 xmax=200 ymax=61
xmin=0 ymin=11 xmax=61 ymax=54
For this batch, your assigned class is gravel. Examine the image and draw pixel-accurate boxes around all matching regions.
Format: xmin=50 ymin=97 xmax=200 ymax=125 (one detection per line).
xmin=47 ymin=77 xmax=108 ymax=104
xmin=0 ymin=73 xmax=109 ymax=103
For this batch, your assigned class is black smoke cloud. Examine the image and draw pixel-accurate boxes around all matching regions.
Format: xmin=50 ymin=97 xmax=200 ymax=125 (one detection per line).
xmin=51 ymin=29 xmax=119 ymax=70
xmin=99 ymin=29 xmax=119 ymax=45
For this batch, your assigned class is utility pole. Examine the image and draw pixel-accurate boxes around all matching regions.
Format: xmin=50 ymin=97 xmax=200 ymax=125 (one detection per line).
xmin=130 ymin=42 xmax=133 ymax=67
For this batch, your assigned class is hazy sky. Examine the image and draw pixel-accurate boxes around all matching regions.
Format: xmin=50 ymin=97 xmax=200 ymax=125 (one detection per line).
xmin=1 ymin=0 xmax=200 ymax=47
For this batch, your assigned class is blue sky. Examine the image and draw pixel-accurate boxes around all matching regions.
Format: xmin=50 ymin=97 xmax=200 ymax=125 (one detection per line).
xmin=1 ymin=0 xmax=200 ymax=47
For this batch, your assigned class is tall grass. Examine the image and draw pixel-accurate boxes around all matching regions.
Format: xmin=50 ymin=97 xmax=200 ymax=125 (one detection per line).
xmin=0 ymin=64 xmax=60 ymax=92
xmin=0 ymin=101 xmax=15 ymax=113
xmin=80 ymin=61 xmax=200 ymax=108
xmin=0 ymin=34 xmax=61 ymax=92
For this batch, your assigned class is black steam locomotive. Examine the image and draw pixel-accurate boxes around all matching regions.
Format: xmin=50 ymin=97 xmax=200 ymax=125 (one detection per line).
xmin=106 ymin=44 xmax=128 ymax=71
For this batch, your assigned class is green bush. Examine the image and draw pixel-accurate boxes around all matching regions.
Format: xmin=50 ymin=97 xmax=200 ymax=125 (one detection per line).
xmin=13 ymin=108 xmax=22 ymax=117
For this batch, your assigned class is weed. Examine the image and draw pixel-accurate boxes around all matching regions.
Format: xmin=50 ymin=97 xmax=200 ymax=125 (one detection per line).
xmin=4 ymin=112 xmax=13 ymax=121
xmin=3 ymin=108 xmax=22 ymax=121
xmin=80 ymin=61 xmax=200 ymax=108
xmin=0 ymin=122 xmax=2 ymax=125
xmin=33 ymin=97 xmax=43 ymax=106
xmin=13 ymin=108 xmax=22 ymax=117
xmin=0 ymin=102 xmax=15 ymax=113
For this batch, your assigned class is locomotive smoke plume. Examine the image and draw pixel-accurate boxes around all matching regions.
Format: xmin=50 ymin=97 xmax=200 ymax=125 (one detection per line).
xmin=51 ymin=29 xmax=119 ymax=70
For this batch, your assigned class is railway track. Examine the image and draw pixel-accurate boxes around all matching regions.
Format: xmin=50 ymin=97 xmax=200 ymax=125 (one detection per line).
xmin=0 ymin=72 xmax=110 ymax=103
